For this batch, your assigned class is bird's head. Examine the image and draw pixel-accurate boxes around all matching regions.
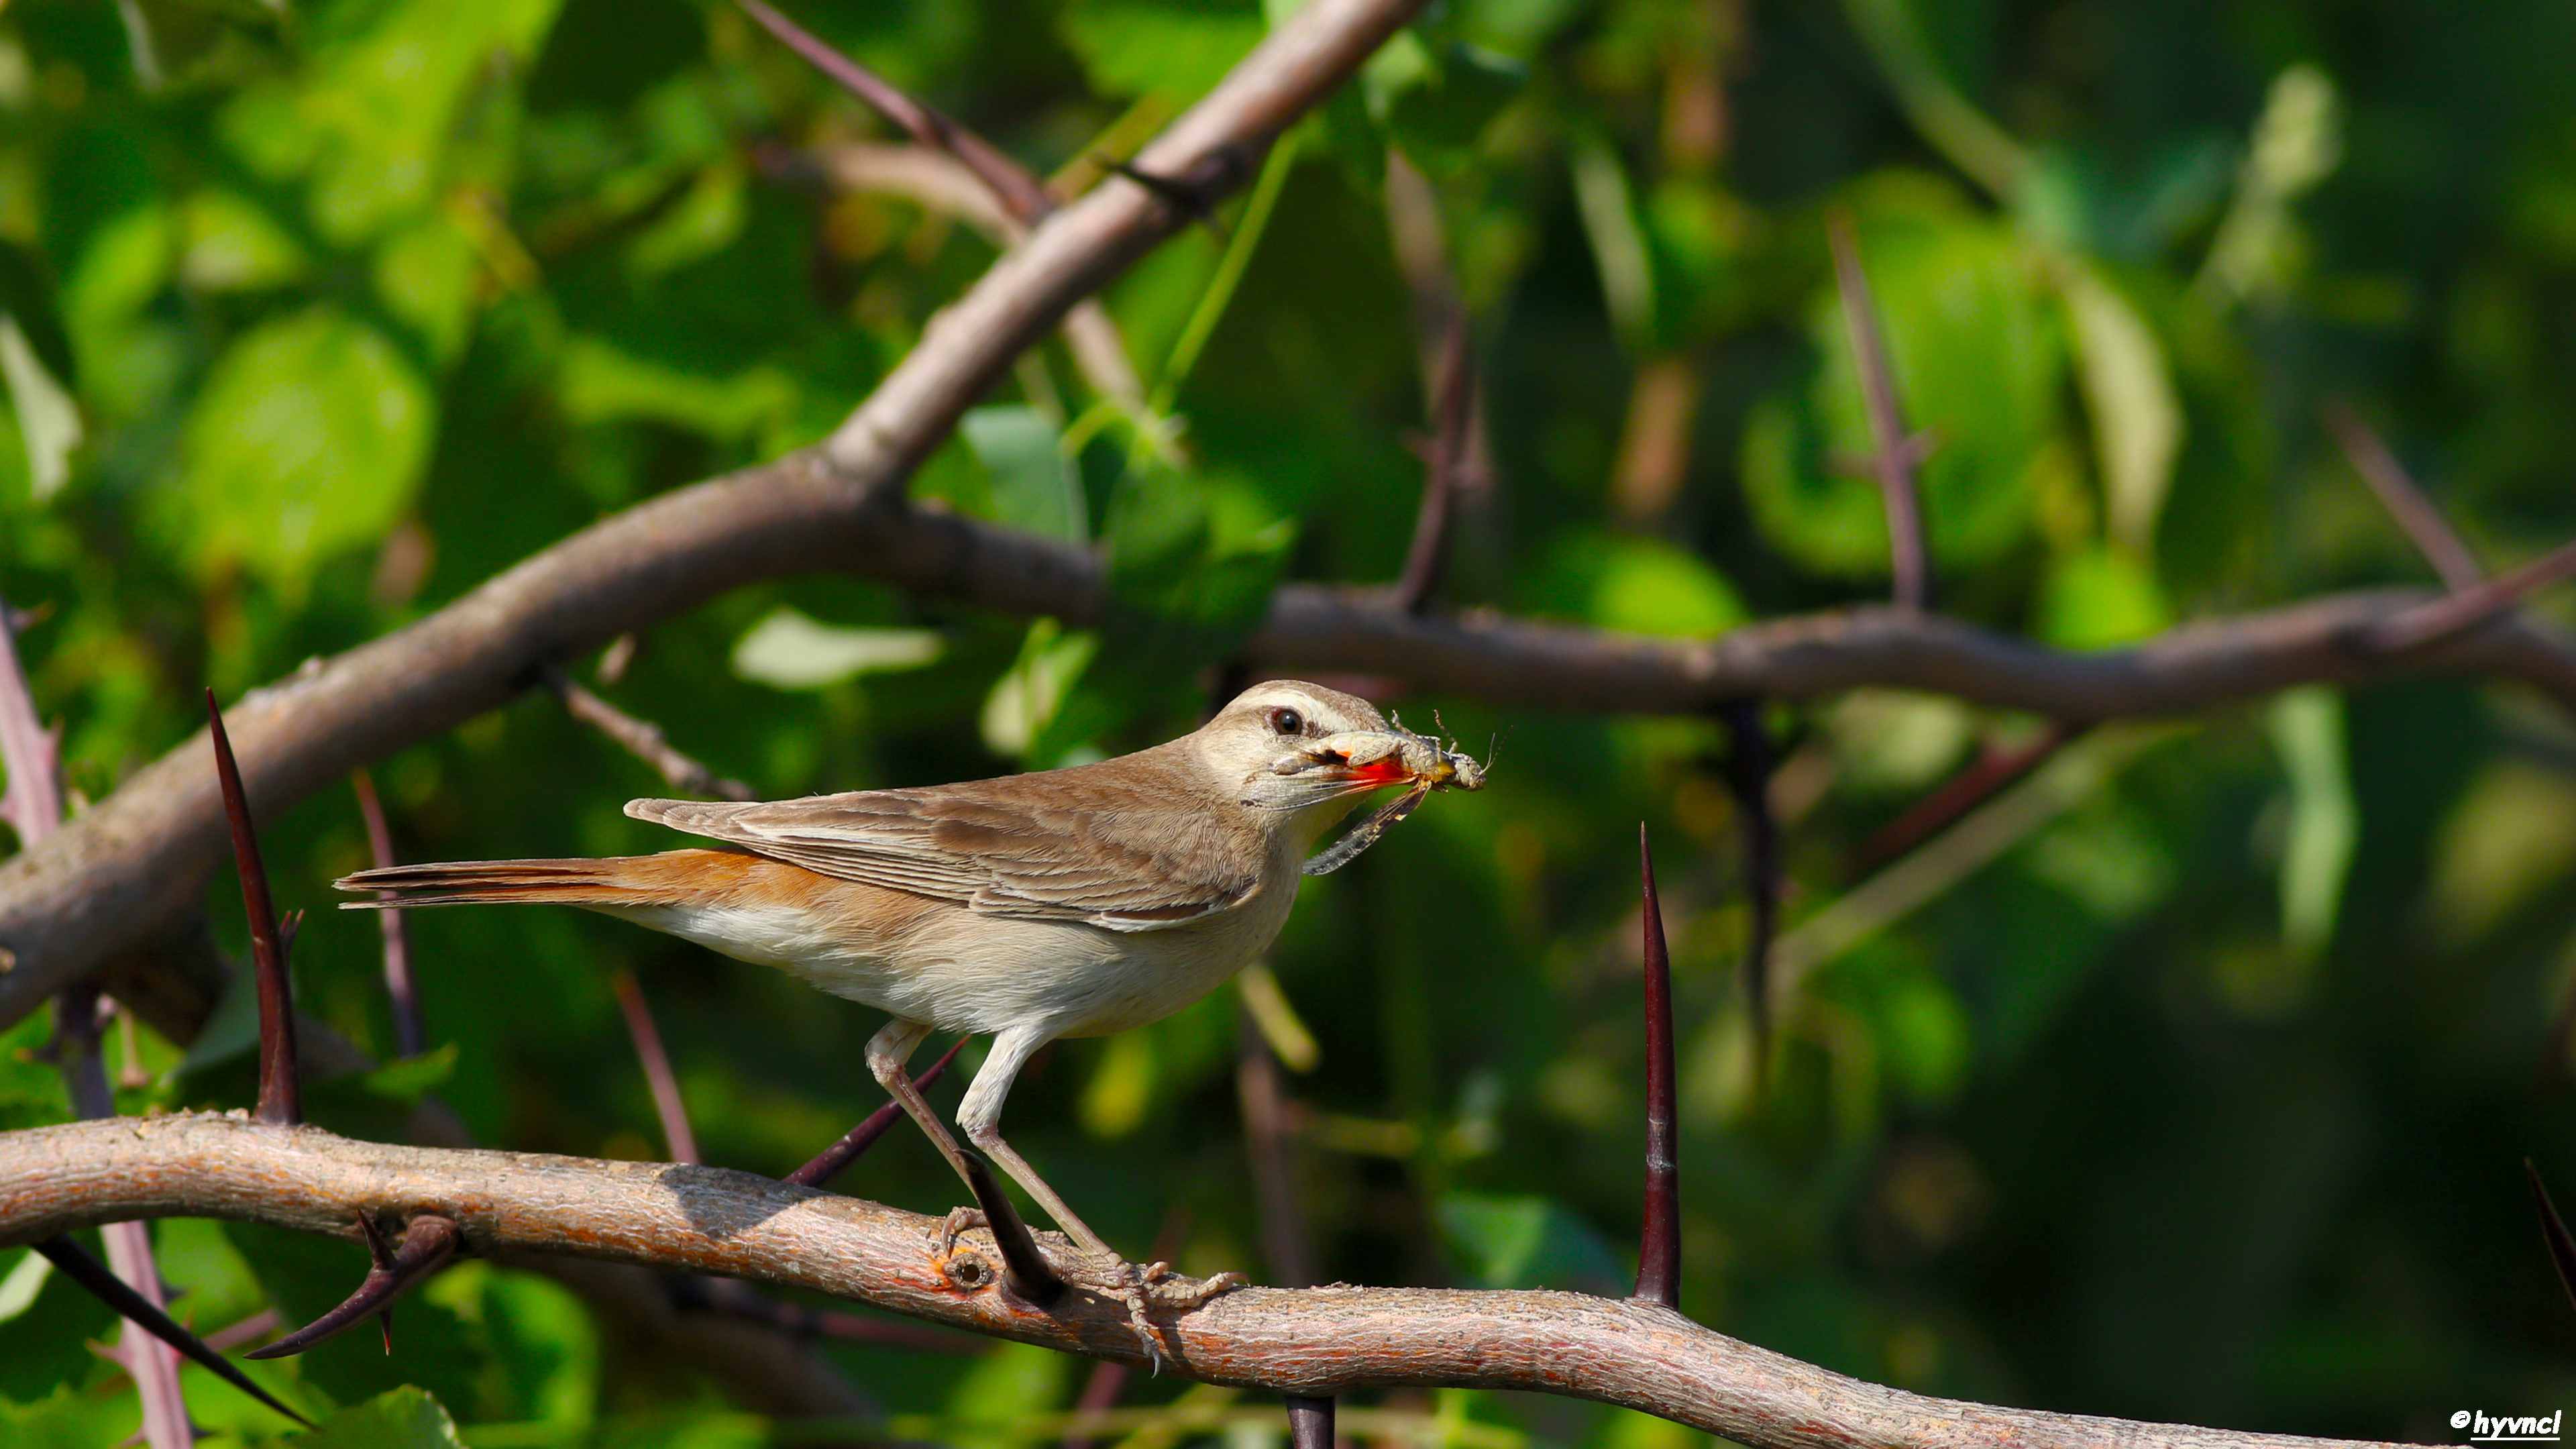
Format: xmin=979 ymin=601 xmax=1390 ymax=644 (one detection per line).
xmin=1197 ymin=680 xmax=1485 ymax=853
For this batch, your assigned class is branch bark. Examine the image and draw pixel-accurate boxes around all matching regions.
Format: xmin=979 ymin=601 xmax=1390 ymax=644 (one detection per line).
xmin=0 ymin=1114 xmax=2414 ymax=1449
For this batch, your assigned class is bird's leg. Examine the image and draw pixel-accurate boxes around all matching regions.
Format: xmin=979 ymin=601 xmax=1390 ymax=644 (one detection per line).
xmin=863 ymin=1018 xmax=994 ymax=1252
xmin=957 ymin=1024 xmax=1116 ymax=1257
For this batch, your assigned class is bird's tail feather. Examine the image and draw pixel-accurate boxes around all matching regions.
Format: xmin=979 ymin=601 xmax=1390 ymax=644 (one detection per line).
xmin=336 ymin=853 xmax=718 ymax=908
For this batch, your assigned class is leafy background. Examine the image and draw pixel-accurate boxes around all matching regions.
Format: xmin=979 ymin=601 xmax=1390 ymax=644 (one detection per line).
xmin=4 ymin=0 xmax=2576 ymax=1443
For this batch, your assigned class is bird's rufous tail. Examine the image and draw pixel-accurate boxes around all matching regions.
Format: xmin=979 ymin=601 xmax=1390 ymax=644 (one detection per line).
xmin=336 ymin=850 xmax=743 ymax=908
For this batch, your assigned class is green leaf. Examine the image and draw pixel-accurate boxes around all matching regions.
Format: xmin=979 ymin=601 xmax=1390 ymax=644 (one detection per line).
xmin=178 ymin=189 xmax=307 ymax=292
xmin=1436 ymin=1193 xmax=1624 ymax=1292
xmin=964 ymin=405 xmax=1086 ymax=545
xmin=1383 ymin=41 xmax=1525 ymax=176
xmin=0 ymin=312 xmax=80 ymax=500
xmin=0 ymin=1248 xmax=49 ymax=1325
xmin=0 ymin=1383 xmax=133 ymax=1449
xmin=171 ymin=305 xmax=434 ymax=596
xmin=732 ymin=607 xmax=945 ymax=690
xmin=2057 ymin=262 xmax=2182 ymax=551
xmin=299 ymin=1385 xmax=467 ymax=1449
xmin=1523 ymin=530 xmax=1746 ymax=637
xmin=2034 ymin=543 xmax=2167 ymax=649
xmin=1059 ymin=0 xmax=1264 ymax=101
xmin=558 ymin=336 xmax=798 ymax=441
xmin=2266 ymin=686 xmax=2355 ymax=957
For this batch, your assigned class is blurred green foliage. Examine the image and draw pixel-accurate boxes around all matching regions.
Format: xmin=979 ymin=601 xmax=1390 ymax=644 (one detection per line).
xmin=4 ymin=0 xmax=2576 ymax=1444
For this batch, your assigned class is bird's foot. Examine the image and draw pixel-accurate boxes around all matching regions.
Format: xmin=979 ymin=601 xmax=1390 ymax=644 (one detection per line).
xmin=924 ymin=1214 xmax=1249 ymax=1368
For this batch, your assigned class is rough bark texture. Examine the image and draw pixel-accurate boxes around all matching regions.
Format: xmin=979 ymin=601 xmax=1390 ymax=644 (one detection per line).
xmin=0 ymin=1114 xmax=2416 ymax=1449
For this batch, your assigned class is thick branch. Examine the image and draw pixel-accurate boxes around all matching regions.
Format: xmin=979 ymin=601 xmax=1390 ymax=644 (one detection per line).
xmin=0 ymin=1114 xmax=2411 ymax=1449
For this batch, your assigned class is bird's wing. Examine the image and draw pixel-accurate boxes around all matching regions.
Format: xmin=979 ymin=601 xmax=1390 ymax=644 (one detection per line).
xmin=629 ymin=761 xmax=1262 ymax=932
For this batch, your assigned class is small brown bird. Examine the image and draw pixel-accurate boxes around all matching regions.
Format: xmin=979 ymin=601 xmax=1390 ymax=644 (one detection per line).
xmin=338 ymin=680 xmax=1481 ymax=1277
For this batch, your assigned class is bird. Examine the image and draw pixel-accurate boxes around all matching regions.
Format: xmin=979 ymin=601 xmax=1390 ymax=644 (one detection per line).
xmin=336 ymin=679 xmax=1482 ymax=1287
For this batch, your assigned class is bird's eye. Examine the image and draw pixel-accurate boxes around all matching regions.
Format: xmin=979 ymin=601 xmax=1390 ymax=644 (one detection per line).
xmin=1267 ymin=707 xmax=1304 ymax=735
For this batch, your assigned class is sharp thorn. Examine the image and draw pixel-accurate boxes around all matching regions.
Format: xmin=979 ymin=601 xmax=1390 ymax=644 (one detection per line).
xmin=207 ymin=689 xmax=300 ymax=1127
xmin=246 ymin=1216 xmax=460 ymax=1360
xmin=34 ymin=1236 xmax=311 ymax=1427
xmin=1631 ymin=825 xmax=1682 ymax=1310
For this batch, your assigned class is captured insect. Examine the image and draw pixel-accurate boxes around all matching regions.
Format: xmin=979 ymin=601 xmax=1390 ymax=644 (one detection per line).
xmin=1263 ymin=713 xmax=1488 ymax=876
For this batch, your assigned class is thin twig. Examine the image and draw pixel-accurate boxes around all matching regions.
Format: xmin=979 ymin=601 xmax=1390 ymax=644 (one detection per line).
xmin=735 ymin=0 xmax=1057 ymax=225
xmin=2364 ymin=537 xmax=2576 ymax=653
xmin=1392 ymin=315 xmax=1475 ymax=614
xmin=55 ymin=987 xmax=201 ymax=1448
xmin=1 ymin=1113 xmax=2405 ymax=1449
xmin=206 ymin=691 xmax=299 ymax=1126
xmin=1715 ymin=700 xmax=1779 ymax=1061
xmin=350 ymin=769 xmax=423 ymax=1057
xmin=1631 ymin=826 xmax=1680 ymax=1309
xmin=2320 ymin=400 xmax=2483 ymax=592
xmin=785 ymin=1035 xmax=967 ymax=1189
xmin=1848 ymin=721 xmax=2090 ymax=879
xmin=544 ymin=667 xmax=755 ymax=802
xmin=1827 ymin=211 xmax=1932 ymax=612
xmin=613 ymin=971 xmax=702 ymax=1165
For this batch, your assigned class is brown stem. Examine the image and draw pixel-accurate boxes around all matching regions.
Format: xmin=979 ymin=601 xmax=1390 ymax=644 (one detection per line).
xmin=350 ymin=769 xmax=423 ymax=1057
xmin=1827 ymin=210 xmax=1931 ymax=613
xmin=613 ymin=971 xmax=702 ymax=1165
xmin=1632 ymin=826 xmax=1681 ymax=1309
xmin=33 ymin=1235 xmax=309 ymax=1426
xmin=248 ymin=1214 xmax=460 ymax=1360
xmin=1716 ymin=699 xmax=1779 ymax=1059
xmin=206 ymin=690 xmax=298 ymax=1127
xmin=2320 ymin=400 xmax=2484 ymax=592
xmin=785 ymin=1035 xmax=967 ymax=1189
xmin=734 ymin=0 xmax=1057 ymax=227
xmin=1849 ymin=721 xmax=2090 ymax=879
xmin=0 ymin=1114 xmax=2404 ymax=1449
xmin=546 ymin=668 xmax=755 ymax=802
xmin=2365 ymin=536 xmax=2576 ymax=653
xmin=1287 ymin=1395 xmax=1336 ymax=1449
xmin=1392 ymin=314 xmax=1476 ymax=614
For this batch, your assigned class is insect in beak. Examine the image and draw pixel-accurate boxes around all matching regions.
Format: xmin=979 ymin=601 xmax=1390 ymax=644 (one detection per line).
xmin=1291 ymin=717 xmax=1488 ymax=877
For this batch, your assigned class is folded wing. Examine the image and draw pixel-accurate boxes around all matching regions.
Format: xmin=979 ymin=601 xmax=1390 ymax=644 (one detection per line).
xmin=629 ymin=754 xmax=1260 ymax=932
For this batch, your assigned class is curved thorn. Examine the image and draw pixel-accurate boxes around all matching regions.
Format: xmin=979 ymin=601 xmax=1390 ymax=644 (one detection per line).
xmin=786 ymin=1035 xmax=968 ymax=1189
xmin=34 ymin=1236 xmax=311 ymax=1427
xmin=1287 ymin=1395 xmax=1336 ymax=1449
xmin=246 ymin=1216 xmax=460 ymax=1360
xmin=207 ymin=689 xmax=299 ymax=1126
xmin=957 ymin=1149 xmax=1066 ymax=1304
xmin=1631 ymin=826 xmax=1681 ymax=1310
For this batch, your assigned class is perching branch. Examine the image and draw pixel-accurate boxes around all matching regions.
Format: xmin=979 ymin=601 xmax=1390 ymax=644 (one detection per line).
xmin=0 ymin=1114 xmax=2414 ymax=1449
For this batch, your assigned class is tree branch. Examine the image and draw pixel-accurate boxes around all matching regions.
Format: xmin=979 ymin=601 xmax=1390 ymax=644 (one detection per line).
xmin=0 ymin=1114 xmax=2413 ymax=1449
